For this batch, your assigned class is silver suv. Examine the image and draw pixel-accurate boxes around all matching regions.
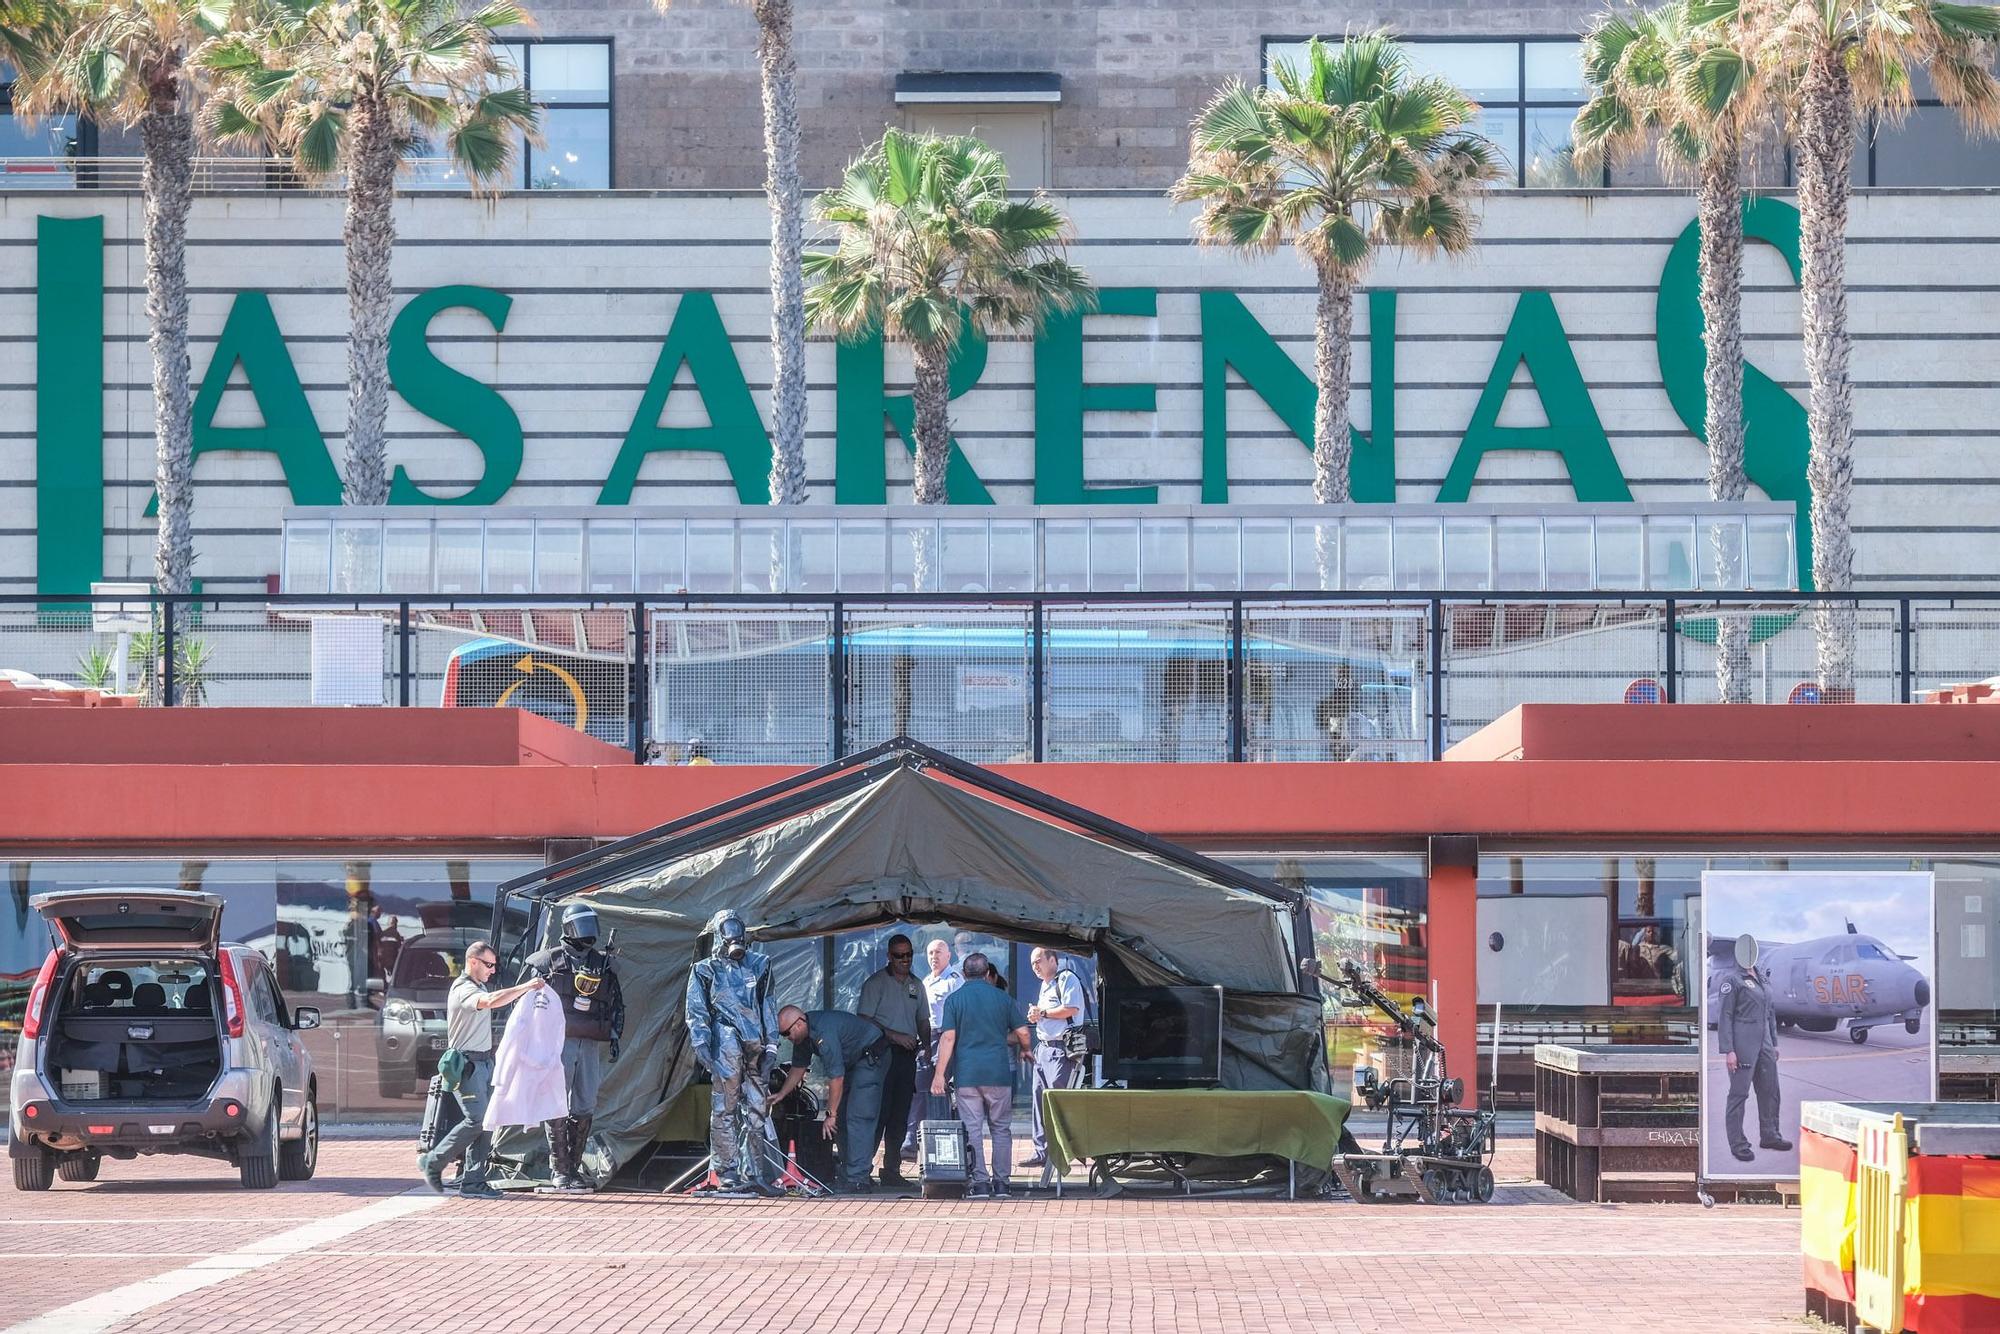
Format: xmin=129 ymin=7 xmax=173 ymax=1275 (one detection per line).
xmin=10 ymin=889 xmax=320 ymax=1191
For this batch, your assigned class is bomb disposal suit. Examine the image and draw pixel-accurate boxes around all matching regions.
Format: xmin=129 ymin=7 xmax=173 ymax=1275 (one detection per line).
xmin=527 ymin=903 xmax=624 ymax=1191
xmin=685 ymin=910 xmax=782 ymax=1194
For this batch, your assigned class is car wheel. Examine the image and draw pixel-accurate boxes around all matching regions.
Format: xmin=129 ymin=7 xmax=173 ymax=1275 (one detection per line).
xmin=280 ymin=1094 xmax=319 ymax=1182
xmin=12 ymin=1146 xmax=54 ymax=1192
xmin=239 ymin=1101 xmax=280 ymax=1190
xmin=56 ymin=1151 xmax=101 ymax=1183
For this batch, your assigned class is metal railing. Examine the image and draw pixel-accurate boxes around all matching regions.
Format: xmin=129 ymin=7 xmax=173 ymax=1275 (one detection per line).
xmin=6 ymin=590 xmax=1997 ymax=764
xmin=0 ymin=156 xmax=462 ymax=190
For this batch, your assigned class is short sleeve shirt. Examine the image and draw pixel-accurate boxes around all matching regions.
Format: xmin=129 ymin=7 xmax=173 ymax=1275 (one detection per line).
xmin=1034 ymin=969 xmax=1089 ymax=1042
xmin=940 ymin=982 xmax=1026 ymax=1089
xmin=923 ymin=965 xmax=965 ymax=1033
xmin=446 ymin=976 xmax=494 ymax=1053
xmin=791 ymin=1009 xmax=884 ymax=1080
xmin=857 ymin=967 xmax=929 ymax=1042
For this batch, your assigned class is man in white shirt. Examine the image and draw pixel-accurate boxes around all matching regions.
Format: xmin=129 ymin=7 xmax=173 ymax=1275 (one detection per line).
xmin=903 ymin=938 xmax=964 ymax=1159
xmin=419 ymin=941 xmax=543 ymax=1198
xmin=1021 ymin=946 xmax=1087 ymax=1169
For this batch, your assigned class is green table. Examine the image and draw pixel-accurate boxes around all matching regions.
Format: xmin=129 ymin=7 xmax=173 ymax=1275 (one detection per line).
xmin=1041 ymin=1088 xmax=1351 ymax=1195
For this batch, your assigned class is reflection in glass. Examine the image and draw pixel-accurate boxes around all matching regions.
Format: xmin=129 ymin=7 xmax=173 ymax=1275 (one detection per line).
xmin=531 ymin=108 xmax=610 ymax=190
xmin=1524 ymin=107 xmax=1592 ymax=187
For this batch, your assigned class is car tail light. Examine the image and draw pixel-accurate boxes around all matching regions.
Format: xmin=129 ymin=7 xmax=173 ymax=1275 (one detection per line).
xmin=222 ymin=1101 xmax=241 ymax=1118
xmin=20 ymin=950 xmax=58 ymax=1041
xmin=87 ymin=1124 xmax=114 ymax=1135
xmin=23 ymin=1104 xmax=39 ymax=1119
xmin=218 ymin=952 xmax=246 ymax=1039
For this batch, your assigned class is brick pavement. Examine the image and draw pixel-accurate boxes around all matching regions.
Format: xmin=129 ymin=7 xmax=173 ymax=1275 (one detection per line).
xmin=0 ymin=1136 xmax=1810 ymax=1334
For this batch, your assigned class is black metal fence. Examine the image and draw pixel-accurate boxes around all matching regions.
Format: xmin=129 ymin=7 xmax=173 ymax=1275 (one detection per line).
xmin=6 ymin=590 xmax=1996 ymax=764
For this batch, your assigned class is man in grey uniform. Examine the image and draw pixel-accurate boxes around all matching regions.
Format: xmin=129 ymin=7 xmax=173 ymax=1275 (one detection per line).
xmin=1022 ymin=947 xmax=1087 ymax=1170
xmin=1717 ymin=934 xmax=1792 ymax=1162
xmin=772 ymin=1006 xmax=889 ymax=1193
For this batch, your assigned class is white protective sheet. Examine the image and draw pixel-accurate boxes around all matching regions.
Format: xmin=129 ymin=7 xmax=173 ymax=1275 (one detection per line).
xmin=485 ymin=986 xmax=569 ymax=1131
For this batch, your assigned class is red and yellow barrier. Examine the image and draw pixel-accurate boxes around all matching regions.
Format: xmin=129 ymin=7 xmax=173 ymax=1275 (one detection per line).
xmin=1900 ymin=1155 xmax=2000 ymax=1333
xmin=1801 ymin=1128 xmax=1860 ymax=1306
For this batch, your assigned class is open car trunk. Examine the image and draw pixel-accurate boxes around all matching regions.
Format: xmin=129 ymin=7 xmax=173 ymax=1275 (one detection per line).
xmin=42 ymin=961 xmax=224 ymax=1104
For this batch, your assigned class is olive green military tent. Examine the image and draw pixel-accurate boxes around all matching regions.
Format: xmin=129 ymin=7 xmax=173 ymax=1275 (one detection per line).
xmin=497 ymin=739 xmax=1327 ymax=1175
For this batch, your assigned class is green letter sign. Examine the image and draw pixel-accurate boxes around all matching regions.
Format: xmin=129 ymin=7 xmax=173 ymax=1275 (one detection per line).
xmin=833 ymin=319 xmax=995 ymax=505
xmin=387 ymin=286 xmax=524 ymax=506
xmin=186 ymin=293 xmax=342 ymax=505
xmin=600 ymin=292 xmax=773 ymax=505
xmin=37 ymin=215 xmax=104 ymax=599
xmin=1656 ymin=197 xmax=1813 ymax=581
xmin=1033 ymin=287 xmax=1158 ymax=504
xmin=1198 ymin=290 xmax=1397 ymax=503
xmin=1438 ymin=290 xmax=1629 ymax=502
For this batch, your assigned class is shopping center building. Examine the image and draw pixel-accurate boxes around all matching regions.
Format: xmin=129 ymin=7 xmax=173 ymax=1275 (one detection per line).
xmin=3 ymin=0 xmax=1999 ymax=1119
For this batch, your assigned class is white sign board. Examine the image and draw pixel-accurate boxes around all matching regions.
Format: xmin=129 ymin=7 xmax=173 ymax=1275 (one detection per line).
xmin=89 ymin=581 xmax=151 ymax=634
xmin=309 ymin=617 xmax=387 ymax=706
xmin=1476 ymin=895 xmax=1612 ymax=1007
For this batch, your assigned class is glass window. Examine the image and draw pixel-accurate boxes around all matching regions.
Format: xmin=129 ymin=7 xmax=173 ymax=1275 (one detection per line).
xmin=1192 ymin=519 xmax=1240 ymax=590
xmin=1139 ymin=519 xmax=1191 ymax=591
xmin=786 ymin=521 xmax=836 ymax=593
xmin=637 ymin=520 xmax=686 ymax=593
xmin=1267 ymin=38 xmax=1603 ymax=188
xmin=0 ymin=112 xmax=82 ymax=190
xmin=528 ymin=43 xmax=610 ymax=101
xmin=736 ymin=520 xmax=782 ymax=594
xmin=1444 ymin=517 xmax=1493 ymax=590
xmin=1544 ymin=518 xmax=1592 ymax=590
xmin=940 ymin=521 xmax=989 ymax=593
xmin=1496 ymin=517 xmax=1542 ymax=588
xmin=1292 ymin=519 xmax=1338 ymax=590
xmin=1344 ymin=519 xmax=1391 ymax=591
xmin=1241 ymin=519 xmax=1290 ymax=590
xmin=586 ymin=520 xmax=635 ymax=594
xmin=1226 ymin=854 xmax=1429 ymax=1103
xmin=484 ymin=523 xmax=532 ymax=594
xmin=435 ymin=524 xmax=483 ymax=595
xmin=989 ymin=521 xmax=1035 ymax=592
xmin=687 ymin=520 xmax=735 ymax=593
xmin=1594 ymin=516 xmax=1643 ymax=590
xmin=1392 ymin=518 xmax=1442 ymax=590
xmin=1647 ymin=516 xmax=1696 ymax=590
xmin=534 ymin=520 xmax=583 ymax=593
xmin=1088 ymin=519 xmax=1139 ymax=591
xmin=1747 ymin=517 xmax=1793 ymax=590
xmin=531 ymin=108 xmax=612 ymax=191
xmin=837 ymin=521 xmax=885 ymax=592
xmin=331 ymin=522 xmax=384 ymax=594
xmin=1871 ymin=104 xmax=2000 ymax=186
xmin=284 ymin=522 xmax=332 ymax=595
xmin=1042 ymin=520 xmax=1087 ymax=592
xmin=382 ymin=523 xmax=432 ymax=594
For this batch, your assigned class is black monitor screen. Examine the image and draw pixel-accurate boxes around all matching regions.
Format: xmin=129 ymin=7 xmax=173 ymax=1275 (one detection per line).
xmin=1102 ymin=986 xmax=1223 ymax=1087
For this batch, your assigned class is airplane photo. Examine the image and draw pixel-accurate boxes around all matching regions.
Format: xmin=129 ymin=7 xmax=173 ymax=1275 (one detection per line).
xmin=1704 ymin=921 xmax=1932 ymax=1045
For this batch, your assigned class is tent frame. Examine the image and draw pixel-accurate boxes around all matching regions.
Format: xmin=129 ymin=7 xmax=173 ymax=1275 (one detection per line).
xmin=494 ymin=737 xmax=1316 ymax=993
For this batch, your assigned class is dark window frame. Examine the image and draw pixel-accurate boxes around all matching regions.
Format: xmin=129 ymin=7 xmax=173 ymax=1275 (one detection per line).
xmin=500 ymin=36 xmax=616 ymax=192
xmin=1258 ymin=35 xmax=1610 ymax=190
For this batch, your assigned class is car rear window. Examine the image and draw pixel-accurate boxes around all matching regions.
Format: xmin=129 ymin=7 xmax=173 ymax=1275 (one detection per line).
xmin=72 ymin=961 xmax=213 ymax=1012
xmin=58 ymin=908 xmax=213 ymax=946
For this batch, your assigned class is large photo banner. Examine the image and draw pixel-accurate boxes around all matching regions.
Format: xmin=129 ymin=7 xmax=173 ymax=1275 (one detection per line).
xmin=1699 ymin=871 xmax=1936 ymax=1181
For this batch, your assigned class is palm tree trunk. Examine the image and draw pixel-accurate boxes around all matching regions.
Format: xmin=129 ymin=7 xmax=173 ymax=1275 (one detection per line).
xmin=1796 ymin=50 xmax=1858 ymax=700
xmin=1311 ymin=257 xmax=1355 ymax=509
xmin=143 ymin=109 xmax=195 ymax=597
xmin=753 ymin=0 xmax=807 ymax=508
xmin=342 ymin=94 xmax=400 ymax=510
xmin=910 ymin=338 xmax=951 ymax=506
xmin=1697 ymin=125 xmax=1751 ymax=702
xmin=908 ymin=337 xmax=951 ymax=591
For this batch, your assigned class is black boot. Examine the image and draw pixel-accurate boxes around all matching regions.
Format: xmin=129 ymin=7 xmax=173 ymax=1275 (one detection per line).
xmin=544 ymin=1120 xmax=575 ymax=1190
xmin=566 ymin=1115 xmax=596 ymax=1191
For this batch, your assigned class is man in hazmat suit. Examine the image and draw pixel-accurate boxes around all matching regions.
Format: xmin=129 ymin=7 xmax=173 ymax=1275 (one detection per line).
xmin=685 ymin=909 xmax=784 ymax=1196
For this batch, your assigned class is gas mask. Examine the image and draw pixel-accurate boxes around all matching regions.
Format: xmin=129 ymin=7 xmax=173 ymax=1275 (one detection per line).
xmin=711 ymin=912 xmax=750 ymax=963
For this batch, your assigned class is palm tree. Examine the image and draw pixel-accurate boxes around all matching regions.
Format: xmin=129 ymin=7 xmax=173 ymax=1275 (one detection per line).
xmin=653 ymin=0 xmax=806 ymax=508
xmin=204 ymin=0 xmax=536 ymax=509
xmin=1574 ymin=0 xmax=1771 ymax=701
xmin=1762 ymin=0 xmax=2000 ymax=698
xmin=803 ymin=129 xmax=1093 ymax=515
xmin=5 ymin=0 xmax=228 ymax=597
xmin=1170 ymin=31 xmax=1503 ymax=572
